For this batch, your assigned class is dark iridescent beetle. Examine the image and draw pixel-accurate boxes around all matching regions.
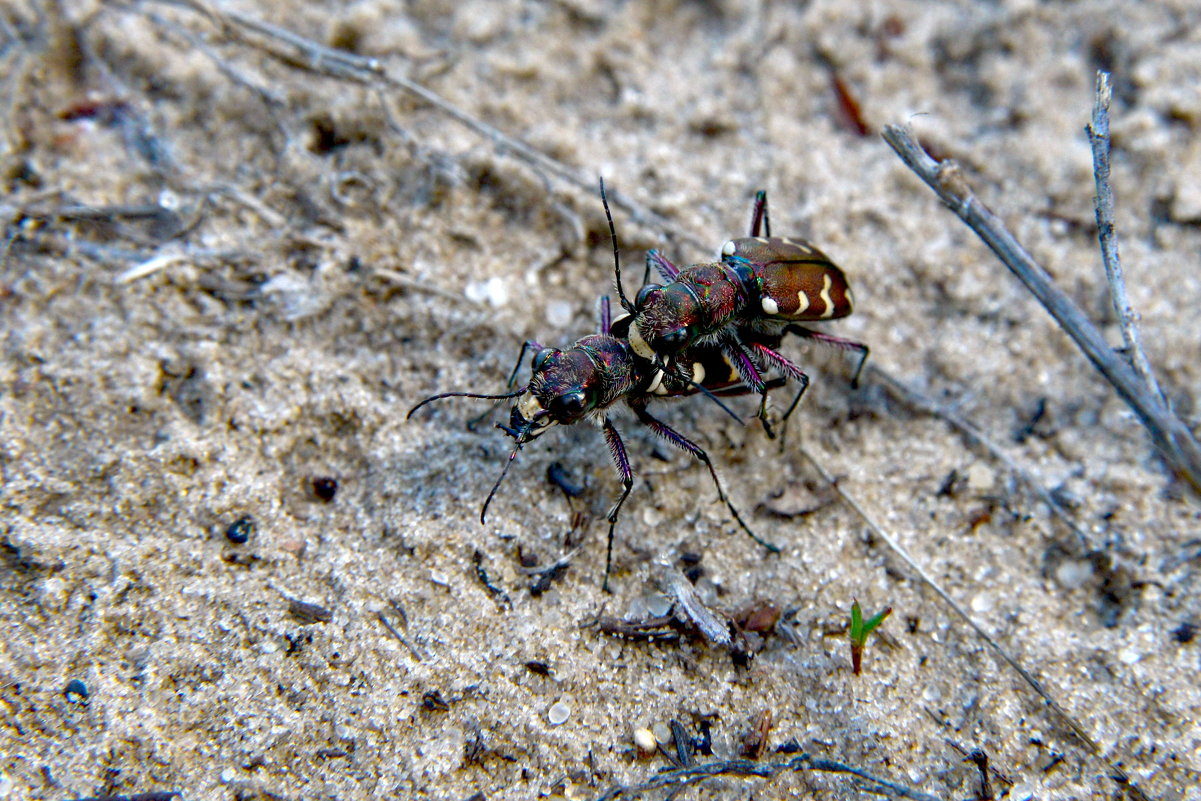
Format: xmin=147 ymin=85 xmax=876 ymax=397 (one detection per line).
xmin=408 ymin=187 xmax=785 ymax=590
xmin=407 ymin=298 xmax=780 ymax=591
xmin=616 ymin=192 xmax=869 ymax=432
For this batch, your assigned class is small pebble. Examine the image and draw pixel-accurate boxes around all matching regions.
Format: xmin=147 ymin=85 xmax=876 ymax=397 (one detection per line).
xmin=220 ymin=767 xmax=236 ymax=783
xmin=465 ymin=276 xmax=509 ymax=307
xmin=966 ymin=463 xmax=994 ymax=492
xmin=63 ymin=679 xmax=89 ymax=704
xmin=310 ymin=476 xmax=338 ymax=503
xmin=633 ymin=727 xmax=657 ymax=757
xmin=652 ymin=721 xmax=672 ymax=745
xmin=225 ymin=516 xmax=254 ymax=544
xmin=289 ymin=599 xmax=333 ymax=624
xmin=1054 ymin=559 xmax=1093 ymax=589
xmin=547 ymin=700 xmax=570 ymax=726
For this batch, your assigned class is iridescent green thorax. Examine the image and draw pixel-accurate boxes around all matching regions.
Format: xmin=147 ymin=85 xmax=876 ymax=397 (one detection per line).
xmin=630 ymin=260 xmax=754 ymax=358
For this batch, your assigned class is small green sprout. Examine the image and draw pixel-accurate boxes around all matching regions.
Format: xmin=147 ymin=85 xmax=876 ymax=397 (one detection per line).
xmin=849 ymin=599 xmax=892 ymax=675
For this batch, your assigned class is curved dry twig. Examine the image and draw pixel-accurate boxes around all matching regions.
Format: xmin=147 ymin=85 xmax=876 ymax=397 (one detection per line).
xmin=592 ymin=752 xmax=941 ymax=801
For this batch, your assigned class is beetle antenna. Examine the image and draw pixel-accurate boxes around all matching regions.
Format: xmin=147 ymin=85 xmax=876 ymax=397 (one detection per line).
xmin=481 ymin=442 xmax=522 ymax=523
xmin=407 ymin=388 xmax=526 ymax=419
xmin=600 ymin=178 xmax=634 ymax=313
xmin=481 ymin=415 xmax=539 ymax=523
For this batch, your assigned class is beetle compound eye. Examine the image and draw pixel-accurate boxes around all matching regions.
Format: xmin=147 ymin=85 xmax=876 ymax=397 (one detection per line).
xmin=634 ymin=284 xmax=661 ymax=311
xmin=532 ymin=348 xmax=556 ymax=371
xmin=549 ymin=390 xmax=586 ymax=421
xmin=660 ymin=328 xmax=690 ymax=351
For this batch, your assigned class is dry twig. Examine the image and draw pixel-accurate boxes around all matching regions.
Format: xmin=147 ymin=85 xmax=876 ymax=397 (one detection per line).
xmin=593 ymin=752 xmax=940 ymax=801
xmin=149 ymin=0 xmax=701 ymax=250
xmin=882 ymin=122 xmax=1201 ymax=492
xmin=1086 ymin=71 xmax=1162 ymax=402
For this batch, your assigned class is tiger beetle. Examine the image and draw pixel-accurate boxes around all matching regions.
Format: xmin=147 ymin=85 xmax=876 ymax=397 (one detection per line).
xmin=408 ymin=185 xmax=787 ymax=591
xmin=407 ymin=297 xmax=783 ymax=591
xmin=616 ymin=191 xmax=869 ymax=436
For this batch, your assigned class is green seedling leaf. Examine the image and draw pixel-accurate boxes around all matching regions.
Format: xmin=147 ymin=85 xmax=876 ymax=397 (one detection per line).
xmin=862 ymin=607 xmax=891 ymax=635
xmin=849 ymin=599 xmax=892 ymax=675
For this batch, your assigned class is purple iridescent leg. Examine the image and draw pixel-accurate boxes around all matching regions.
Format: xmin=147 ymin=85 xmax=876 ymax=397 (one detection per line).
xmin=744 ymin=340 xmax=810 ymax=439
xmin=601 ymin=417 xmax=634 ymax=592
xmin=748 ymin=190 xmax=771 ymax=238
xmin=719 ymin=337 xmax=766 ymax=394
xmin=630 ymin=401 xmax=778 ymax=554
xmin=782 ymin=324 xmax=870 ymax=387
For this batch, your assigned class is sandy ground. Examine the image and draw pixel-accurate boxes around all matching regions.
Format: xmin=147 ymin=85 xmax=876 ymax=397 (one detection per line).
xmin=2 ymin=1 xmax=1200 ymax=799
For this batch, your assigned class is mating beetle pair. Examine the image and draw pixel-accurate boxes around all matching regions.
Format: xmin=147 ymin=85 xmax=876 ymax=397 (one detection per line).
xmin=408 ymin=187 xmax=868 ymax=589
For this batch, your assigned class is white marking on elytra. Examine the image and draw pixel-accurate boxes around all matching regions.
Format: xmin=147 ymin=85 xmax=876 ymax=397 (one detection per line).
xmin=795 ymin=289 xmax=810 ymax=314
xmin=755 ymin=237 xmax=770 ymax=244
xmin=819 ymin=273 xmax=835 ymax=319
xmin=691 ymin=361 xmax=706 ymax=385
xmin=761 ymin=296 xmax=779 ymax=316
xmin=721 ymin=240 xmax=736 ymax=256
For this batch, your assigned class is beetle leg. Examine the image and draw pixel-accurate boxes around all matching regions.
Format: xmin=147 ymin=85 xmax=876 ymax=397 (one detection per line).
xmin=781 ymin=324 xmax=870 ymax=387
xmin=748 ymin=189 xmax=771 ymax=237
xmin=719 ymin=337 xmax=766 ymax=395
xmin=739 ymin=340 xmax=811 ymax=440
xmin=643 ymin=249 xmax=681 ymax=285
xmin=630 ymin=400 xmax=779 ymax=554
xmin=600 ymin=416 xmax=634 ymax=593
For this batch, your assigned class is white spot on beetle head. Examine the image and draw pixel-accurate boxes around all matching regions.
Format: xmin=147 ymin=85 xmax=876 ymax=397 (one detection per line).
xmin=629 ymin=323 xmax=655 ymax=359
xmin=518 ymin=393 xmax=543 ymax=422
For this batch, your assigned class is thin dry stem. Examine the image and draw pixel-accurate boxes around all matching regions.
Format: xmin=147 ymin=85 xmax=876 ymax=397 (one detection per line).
xmin=1087 ymin=71 xmax=1162 ymax=402
xmin=155 ymin=0 xmax=703 ymax=251
xmin=882 ymin=123 xmax=1201 ymax=493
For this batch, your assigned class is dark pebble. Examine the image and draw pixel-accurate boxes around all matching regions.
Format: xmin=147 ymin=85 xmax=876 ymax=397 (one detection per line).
xmin=225 ymin=516 xmax=255 ymax=544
